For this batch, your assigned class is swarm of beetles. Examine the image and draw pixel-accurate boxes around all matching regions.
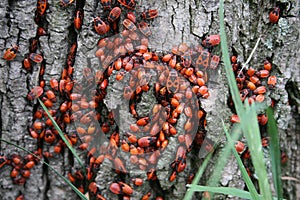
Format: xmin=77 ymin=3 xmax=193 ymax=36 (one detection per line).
xmin=2 ymin=0 xmax=219 ymax=199
xmin=1 ymin=0 xmax=286 ymax=199
xmin=229 ymin=55 xmax=288 ymax=178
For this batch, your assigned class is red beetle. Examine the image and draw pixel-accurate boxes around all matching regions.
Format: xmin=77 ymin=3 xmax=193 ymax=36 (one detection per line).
xmin=94 ymin=17 xmax=109 ymax=35
xmin=254 ymin=86 xmax=266 ymax=95
xmin=269 ymin=7 xmax=280 ymax=23
xmin=127 ymin=12 xmax=136 ymax=23
xmin=142 ymin=9 xmax=158 ymax=19
xmin=29 ymin=38 xmax=39 ymax=53
xmin=36 ymin=27 xmax=47 ymax=37
xmin=74 ymin=10 xmax=84 ymax=30
xmin=0 ymin=155 xmax=9 ymax=168
xmin=123 ymin=19 xmax=137 ymax=31
xmin=138 ymin=21 xmax=151 ymax=37
xmin=29 ymin=53 xmax=44 ymax=63
xmin=209 ymin=55 xmax=220 ymax=69
xmin=235 ymin=141 xmax=245 ymax=153
xmin=264 ymin=60 xmax=272 ymax=71
xmin=114 ymin=157 xmax=127 ymax=173
xmin=3 ymin=45 xmax=19 ymax=61
xmin=15 ymin=194 xmax=24 ymax=200
xmin=36 ymin=0 xmax=48 ymax=16
xmin=22 ymin=57 xmax=32 ymax=71
xmin=281 ymin=152 xmax=288 ymax=165
xmin=202 ymin=35 xmax=220 ymax=47
xmin=50 ymin=79 xmax=59 ymax=91
xmin=110 ymin=183 xmax=121 ymax=194
xmin=256 ymin=69 xmax=269 ymax=78
xmin=196 ymin=50 xmax=211 ymax=69
xmin=169 ymin=170 xmax=177 ymax=182
xmin=180 ymin=51 xmax=192 ymax=68
xmin=132 ymin=178 xmax=143 ymax=186
xmin=108 ymin=7 xmax=121 ymax=23
xmin=27 ymin=86 xmax=43 ymax=100
xmin=138 ymin=136 xmax=156 ymax=147
xmin=230 ymin=114 xmax=240 ymax=123
xmin=166 ymin=69 xmax=180 ymax=94
xmin=118 ymin=0 xmax=136 ymax=9
xmin=100 ymin=0 xmax=111 ymax=10
xmin=119 ymin=182 xmax=133 ymax=195
xmin=142 ymin=192 xmax=151 ymax=200
xmin=174 ymin=146 xmax=186 ymax=163
xmin=268 ymin=75 xmax=277 ymax=88
xmin=23 ymin=161 xmax=35 ymax=169
xmin=136 ymin=117 xmax=149 ymax=126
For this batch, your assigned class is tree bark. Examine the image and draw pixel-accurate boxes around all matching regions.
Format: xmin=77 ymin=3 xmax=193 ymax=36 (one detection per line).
xmin=0 ymin=0 xmax=299 ymax=199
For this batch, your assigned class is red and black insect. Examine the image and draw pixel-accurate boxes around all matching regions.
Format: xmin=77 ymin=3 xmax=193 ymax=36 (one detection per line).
xmin=202 ymin=35 xmax=220 ymax=47
xmin=94 ymin=17 xmax=109 ymax=35
xmin=269 ymin=7 xmax=280 ymax=23
xmin=268 ymin=75 xmax=277 ymax=88
xmin=138 ymin=21 xmax=151 ymax=37
xmin=137 ymin=136 xmax=156 ymax=147
xmin=22 ymin=57 xmax=32 ymax=71
xmin=166 ymin=69 xmax=180 ymax=94
xmin=36 ymin=27 xmax=47 ymax=37
xmin=127 ymin=12 xmax=136 ymax=23
xmin=100 ymin=0 xmax=111 ymax=10
xmin=0 ymin=155 xmax=9 ymax=168
xmin=196 ymin=50 xmax=210 ymax=69
xmin=29 ymin=53 xmax=44 ymax=63
xmin=74 ymin=9 xmax=84 ymax=30
xmin=36 ymin=0 xmax=48 ymax=16
xmin=108 ymin=7 xmax=121 ymax=23
xmin=3 ymin=45 xmax=19 ymax=61
xmin=209 ymin=55 xmax=220 ymax=69
xmin=142 ymin=9 xmax=158 ymax=19
xmin=123 ymin=19 xmax=137 ymax=31
xmin=27 ymin=86 xmax=43 ymax=100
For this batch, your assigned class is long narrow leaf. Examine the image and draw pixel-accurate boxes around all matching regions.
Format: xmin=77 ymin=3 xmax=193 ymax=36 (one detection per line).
xmin=223 ymin=121 xmax=260 ymax=200
xmin=243 ymin=101 xmax=272 ymax=199
xmin=185 ymin=185 xmax=255 ymax=199
xmin=38 ymin=98 xmax=85 ymax=170
xmin=267 ymin=107 xmax=283 ymax=199
xmin=219 ymin=0 xmax=243 ymax=113
xmin=186 ymin=185 xmax=284 ymax=200
xmin=0 ymin=138 xmax=88 ymax=200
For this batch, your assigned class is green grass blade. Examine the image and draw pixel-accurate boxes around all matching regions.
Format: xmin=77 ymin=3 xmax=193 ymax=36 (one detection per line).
xmin=185 ymin=185 xmax=256 ymax=199
xmin=185 ymin=185 xmax=284 ymax=200
xmin=243 ymin=102 xmax=273 ymax=199
xmin=219 ymin=0 xmax=272 ymax=198
xmin=0 ymin=138 xmax=88 ymax=200
xmin=219 ymin=0 xmax=243 ymax=114
xmin=38 ymin=98 xmax=85 ymax=170
xmin=183 ymin=146 xmax=215 ymax=200
xmin=223 ymin=121 xmax=260 ymax=200
xmin=267 ymin=107 xmax=283 ymax=199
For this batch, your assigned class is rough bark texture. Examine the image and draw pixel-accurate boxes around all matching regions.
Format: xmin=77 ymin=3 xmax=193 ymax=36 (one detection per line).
xmin=0 ymin=0 xmax=299 ymax=200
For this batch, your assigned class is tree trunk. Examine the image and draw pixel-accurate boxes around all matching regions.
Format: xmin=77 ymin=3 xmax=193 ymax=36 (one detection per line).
xmin=0 ymin=0 xmax=299 ymax=199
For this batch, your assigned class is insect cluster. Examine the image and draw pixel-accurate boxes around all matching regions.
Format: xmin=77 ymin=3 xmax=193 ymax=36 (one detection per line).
xmin=0 ymin=0 xmax=286 ymax=199
xmin=229 ymin=55 xmax=287 ymax=178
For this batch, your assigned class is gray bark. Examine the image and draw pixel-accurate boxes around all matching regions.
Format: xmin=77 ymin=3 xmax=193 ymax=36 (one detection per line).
xmin=0 ymin=0 xmax=299 ymax=199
